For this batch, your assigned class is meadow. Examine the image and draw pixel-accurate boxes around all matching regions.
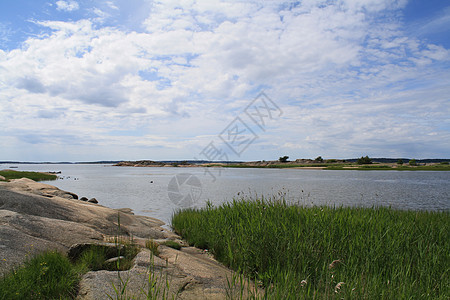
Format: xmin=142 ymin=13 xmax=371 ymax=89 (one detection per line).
xmin=172 ymin=196 xmax=449 ymax=299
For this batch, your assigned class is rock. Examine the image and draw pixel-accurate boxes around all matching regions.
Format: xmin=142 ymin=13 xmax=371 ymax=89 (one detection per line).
xmin=0 ymin=179 xmax=177 ymax=276
xmin=0 ymin=175 xmax=6 ymax=181
xmin=0 ymin=179 xmax=257 ymax=299
xmin=88 ymin=198 xmax=98 ymax=204
xmin=117 ymin=208 xmax=134 ymax=215
xmin=104 ymin=256 xmax=125 ymax=264
xmin=66 ymin=192 xmax=78 ymax=199
xmin=80 ymin=197 xmax=88 ymax=201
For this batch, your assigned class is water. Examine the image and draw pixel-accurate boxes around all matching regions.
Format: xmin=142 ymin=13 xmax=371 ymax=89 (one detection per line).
xmin=2 ymin=164 xmax=449 ymax=225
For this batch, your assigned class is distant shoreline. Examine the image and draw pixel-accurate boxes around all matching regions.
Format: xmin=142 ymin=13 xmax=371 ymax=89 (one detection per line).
xmin=112 ymin=159 xmax=450 ymax=171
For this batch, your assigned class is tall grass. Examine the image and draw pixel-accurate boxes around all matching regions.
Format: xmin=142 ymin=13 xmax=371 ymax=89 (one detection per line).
xmin=172 ymin=197 xmax=449 ymax=299
xmin=0 ymin=251 xmax=78 ymax=300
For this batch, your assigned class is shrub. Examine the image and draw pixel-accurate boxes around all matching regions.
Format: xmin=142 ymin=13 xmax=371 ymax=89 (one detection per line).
xmin=357 ymin=155 xmax=372 ymax=164
xmin=278 ymin=156 xmax=289 ymax=163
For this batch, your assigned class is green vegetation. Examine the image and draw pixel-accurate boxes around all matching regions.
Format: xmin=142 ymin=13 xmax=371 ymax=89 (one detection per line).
xmin=409 ymin=159 xmax=417 ymax=166
xmin=162 ymin=240 xmax=182 ymax=250
xmin=0 ymin=170 xmax=57 ymax=181
xmin=314 ymin=156 xmax=324 ymax=162
xmin=0 ymin=251 xmax=78 ymax=300
xmin=145 ymin=239 xmax=160 ymax=256
xmin=357 ymin=155 xmax=372 ymax=164
xmin=75 ymin=243 xmax=139 ymax=272
xmin=278 ymin=156 xmax=289 ymax=163
xmin=397 ymin=159 xmax=404 ymax=165
xmin=172 ymin=198 xmax=449 ymax=299
xmin=0 ymin=240 xmax=139 ymax=299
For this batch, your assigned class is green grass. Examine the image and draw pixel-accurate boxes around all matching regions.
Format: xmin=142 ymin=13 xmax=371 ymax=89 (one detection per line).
xmin=0 ymin=243 xmax=139 ymax=299
xmin=172 ymin=197 xmax=450 ymax=299
xmin=0 ymin=170 xmax=57 ymax=181
xmin=0 ymin=251 xmax=79 ymax=300
xmin=75 ymin=243 xmax=139 ymax=272
xmin=162 ymin=240 xmax=182 ymax=250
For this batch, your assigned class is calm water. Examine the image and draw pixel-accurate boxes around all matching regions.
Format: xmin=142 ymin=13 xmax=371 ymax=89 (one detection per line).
xmin=3 ymin=164 xmax=449 ymax=225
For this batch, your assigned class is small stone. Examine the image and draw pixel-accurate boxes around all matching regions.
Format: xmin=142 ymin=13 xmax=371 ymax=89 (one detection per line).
xmin=88 ymin=198 xmax=98 ymax=204
xmin=105 ymin=256 xmax=125 ymax=264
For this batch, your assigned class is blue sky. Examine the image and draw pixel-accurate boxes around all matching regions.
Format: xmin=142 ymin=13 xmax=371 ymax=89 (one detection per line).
xmin=0 ymin=0 xmax=449 ymax=161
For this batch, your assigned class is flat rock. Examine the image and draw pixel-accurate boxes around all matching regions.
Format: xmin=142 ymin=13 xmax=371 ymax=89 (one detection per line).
xmin=0 ymin=179 xmax=260 ymax=299
xmin=77 ymin=248 xmax=260 ymax=300
xmin=0 ymin=179 xmax=177 ymax=275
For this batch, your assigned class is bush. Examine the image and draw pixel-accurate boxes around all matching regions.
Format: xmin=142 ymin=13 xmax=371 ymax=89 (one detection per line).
xmin=278 ymin=156 xmax=289 ymax=163
xmin=357 ymin=156 xmax=372 ymax=164
xmin=409 ymin=159 xmax=417 ymax=166
xmin=314 ymin=156 xmax=323 ymax=162
xmin=397 ymin=159 xmax=403 ymax=165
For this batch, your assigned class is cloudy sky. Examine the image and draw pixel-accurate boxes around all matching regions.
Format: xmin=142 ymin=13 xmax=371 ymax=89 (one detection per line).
xmin=0 ymin=0 xmax=449 ymax=162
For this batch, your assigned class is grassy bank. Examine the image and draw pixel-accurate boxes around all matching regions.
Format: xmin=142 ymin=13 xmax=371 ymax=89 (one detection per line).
xmin=172 ymin=198 xmax=449 ymax=299
xmin=0 ymin=170 xmax=57 ymax=181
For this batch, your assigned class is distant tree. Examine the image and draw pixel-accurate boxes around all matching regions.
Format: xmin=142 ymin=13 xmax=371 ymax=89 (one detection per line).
xmin=397 ymin=159 xmax=404 ymax=165
xmin=279 ymin=156 xmax=289 ymax=163
xmin=357 ymin=156 xmax=372 ymax=164
xmin=314 ymin=156 xmax=324 ymax=162
xmin=409 ymin=159 xmax=417 ymax=166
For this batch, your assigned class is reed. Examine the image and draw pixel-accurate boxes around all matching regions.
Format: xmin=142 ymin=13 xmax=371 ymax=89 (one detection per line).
xmin=172 ymin=196 xmax=449 ymax=299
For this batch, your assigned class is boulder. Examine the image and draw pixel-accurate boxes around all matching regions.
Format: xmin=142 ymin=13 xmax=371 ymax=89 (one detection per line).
xmin=0 ymin=175 xmax=6 ymax=181
xmin=88 ymin=198 xmax=98 ymax=204
xmin=80 ymin=197 xmax=88 ymax=201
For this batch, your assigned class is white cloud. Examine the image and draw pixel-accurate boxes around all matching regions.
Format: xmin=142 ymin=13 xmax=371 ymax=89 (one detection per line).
xmin=55 ymin=0 xmax=79 ymax=12
xmin=0 ymin=0 xmax=449 ymax=160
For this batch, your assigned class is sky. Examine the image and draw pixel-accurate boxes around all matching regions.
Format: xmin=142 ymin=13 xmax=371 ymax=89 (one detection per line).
xmin=0 ymin=0 xmax=449 ymax=162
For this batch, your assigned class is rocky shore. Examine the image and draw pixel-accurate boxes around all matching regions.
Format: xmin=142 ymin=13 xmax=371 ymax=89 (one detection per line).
xmin=0 ymin=178 xmax=254 ymax=299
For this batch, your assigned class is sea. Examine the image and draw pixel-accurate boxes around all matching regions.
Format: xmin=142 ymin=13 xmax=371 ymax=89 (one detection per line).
xmin=2 ymin=164 xmax=449 ymax=226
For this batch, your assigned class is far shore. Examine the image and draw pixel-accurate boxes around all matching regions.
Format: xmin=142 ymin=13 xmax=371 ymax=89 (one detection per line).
xmin=113 ymin=159 xmax=450 ymax=171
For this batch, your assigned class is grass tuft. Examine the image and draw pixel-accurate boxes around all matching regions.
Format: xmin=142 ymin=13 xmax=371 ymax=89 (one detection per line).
xmin=145 ymin=239 xmax=160 ymax=256
xmin=162 ymin=240 xmax=182 ymax=250
xmin=172 ymin=196 xmax=449 ymax=299
xmin=0 ymin=251 xmax=78 ymax=300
